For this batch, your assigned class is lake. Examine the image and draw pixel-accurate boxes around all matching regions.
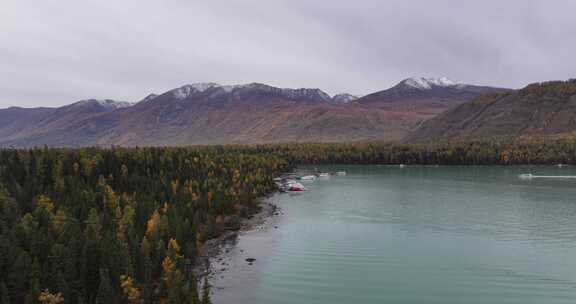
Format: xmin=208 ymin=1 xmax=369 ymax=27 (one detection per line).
xmin=211 ymin=165 xmax=576 ymax=304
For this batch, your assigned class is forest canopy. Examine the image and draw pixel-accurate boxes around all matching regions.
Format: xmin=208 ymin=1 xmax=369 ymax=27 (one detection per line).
xmin=1 ymin=139 xmax=575 ymax=303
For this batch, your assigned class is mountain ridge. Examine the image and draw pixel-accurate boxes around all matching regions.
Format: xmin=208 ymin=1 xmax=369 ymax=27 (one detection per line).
xmin=406 ymin=79 xmax=576 ymax=143
xmin=0 ymin=78 xmax=508 ymax=147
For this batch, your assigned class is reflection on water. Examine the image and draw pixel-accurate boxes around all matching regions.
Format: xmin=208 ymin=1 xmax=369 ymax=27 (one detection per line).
xmin=213 ymin=166 xmax=576 ymax=304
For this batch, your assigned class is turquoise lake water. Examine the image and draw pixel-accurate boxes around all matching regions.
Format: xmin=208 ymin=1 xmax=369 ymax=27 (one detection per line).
xmin=212 ymin=165 xmax=576 ymax=304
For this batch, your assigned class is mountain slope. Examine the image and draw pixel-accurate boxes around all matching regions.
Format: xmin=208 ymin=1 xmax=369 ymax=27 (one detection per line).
xmin=0 ymin=107 xmax=56 ymax=142
xmin=357 ymin=77 xmax=509 ymax=112
xmin=0 ymin=99 xmax=131 ymax=146
xmin=406 ymin=80 xmax=576 ymax=143
xmin=0 ymin=79 xmax=506 ymax=147
xmin=89 ymin=83 xmax=415 ymax=146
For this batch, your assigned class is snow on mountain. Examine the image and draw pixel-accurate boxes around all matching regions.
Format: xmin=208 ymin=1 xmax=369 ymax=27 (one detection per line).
xmin=281 ymin=87 xmax=332 ymax=102
xmin=73 ymin=99 xmax=133 ymax=110
xmin=401 ymin=77 xmax=460 ymax=90
xmin=172 ymin=83 xmax=220 ymax=99
xmin=140 ymin=93 xmax=159 ymax=103
xmin=332 ymin=93 xmax=358 ymax=104
xmin=170 ymin=82 xmax=332 ymax=102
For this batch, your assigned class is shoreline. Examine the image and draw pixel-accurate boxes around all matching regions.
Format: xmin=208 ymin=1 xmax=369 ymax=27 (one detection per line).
xmin=193 ymin=196 xmax=282 ymax=284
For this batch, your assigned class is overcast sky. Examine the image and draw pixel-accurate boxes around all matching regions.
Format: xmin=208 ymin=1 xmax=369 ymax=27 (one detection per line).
xmin=1 ymin=0 xmax=575 ymax=108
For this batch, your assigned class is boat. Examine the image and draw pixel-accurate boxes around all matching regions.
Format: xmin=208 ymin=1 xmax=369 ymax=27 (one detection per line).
xmin=318 ymin=172 xmax=330 ymax=177
xmin=300 ymin=175 xmax=317 ymax=181
xmin=336 ymin=171 xmax=346 ymax=176
xmin=519 ymin=173 xmax=576 ymax=179
xmin=285 ymin=181 xmax=307 ymax=192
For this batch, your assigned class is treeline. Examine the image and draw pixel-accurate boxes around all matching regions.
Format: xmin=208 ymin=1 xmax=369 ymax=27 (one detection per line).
xmin=521 ymin=78 xmax=576 ymax=96
xmin=239 ymin=139 xmax=576 ymax=165
xmin=0 ymin=147 xmax=289 ymax=303
xmin=2 ymin=139 xmax=576 ymax=303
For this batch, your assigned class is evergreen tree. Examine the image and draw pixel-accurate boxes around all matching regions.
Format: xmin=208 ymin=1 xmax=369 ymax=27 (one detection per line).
xmin=95 ymin=268 xmax=115 ymax=304
xmin=0 ymin=281 xmax=10 ymax=304
xmin=4 ymin=142 xmax=573 ymax=302
xmin=201 ymin=276 xmax=211 ymax=304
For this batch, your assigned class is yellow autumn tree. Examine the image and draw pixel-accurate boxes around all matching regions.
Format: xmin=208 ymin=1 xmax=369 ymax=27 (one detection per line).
xmin=171 ymin=180 xmax=179 ymax=195
xmin=103 ymin=185 xmax=119 ymax=214
xmin=167 ymin=238 xmax=182 ymax=260
xmin=120 ymin=275 xmax=141 ymax=304
xmin=38 ymin=289 xmax=64 ymax=304
xmin=162 ymin=239 xmax=185 ymax=303
xmin=145 ymin=210 xmax=161 ymax=236
xmin=207 ymin=191 xmax=214 ymax=207
xmin=36 ymin=195 xmax=55 ymax=213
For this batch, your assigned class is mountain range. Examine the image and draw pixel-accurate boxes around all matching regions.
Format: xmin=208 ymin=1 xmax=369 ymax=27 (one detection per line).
xmin=0 ymin=77 xmax=508 ymax=147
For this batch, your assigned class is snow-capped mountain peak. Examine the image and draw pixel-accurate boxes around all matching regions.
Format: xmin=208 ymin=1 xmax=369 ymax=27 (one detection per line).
xmin=401 ymin=77 xmax=459 ymax=90
xmin=332 ymin=93 xmax=358 ymax=104
xmin=170 ymin=82 xmax=332 ymax=103
xmin=173 ymin=83 xmax=220 ymax=99
xmin=140 ymin=93 xmax=159 ymax=103
xmin=73 ymin=99 xmax=132 ymax=110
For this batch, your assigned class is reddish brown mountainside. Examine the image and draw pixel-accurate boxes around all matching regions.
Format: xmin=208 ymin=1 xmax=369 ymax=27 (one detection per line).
xmin=406 ymin=79 xmax=576 ymax=143
xmin=357 ymin=77 xmax=508 ymax=113
xmin=0 ymin=79 xmax=506 ymax=147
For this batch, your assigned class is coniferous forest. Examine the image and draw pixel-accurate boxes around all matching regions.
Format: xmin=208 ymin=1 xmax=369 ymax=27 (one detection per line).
xmin=0 ymin=147 xmax=289 ymax=304
xmin=1 ymin=139 xmax=576 ymax=303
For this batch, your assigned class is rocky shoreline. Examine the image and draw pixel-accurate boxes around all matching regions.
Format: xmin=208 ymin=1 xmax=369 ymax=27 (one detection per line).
xmin=193 ymin=197 xmax=282 ymax=284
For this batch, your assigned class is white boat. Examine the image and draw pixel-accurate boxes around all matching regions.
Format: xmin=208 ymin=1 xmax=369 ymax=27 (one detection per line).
xmin=285 ymin=181 xmax=307 ymax=192
xmin=519 ymin=173 xmax=576 ymax=179
xmin=300 ymin=175 xmax=317 ymax=181
xmin=318 ymin=172 xmax=330 ymax=177
xmin=336 ymin=171 xmax=346 ymax=176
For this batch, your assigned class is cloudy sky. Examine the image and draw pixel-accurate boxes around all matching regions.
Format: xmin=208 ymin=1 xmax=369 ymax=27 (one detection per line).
xmin=1 ymin=0 xmax=575 ymax=108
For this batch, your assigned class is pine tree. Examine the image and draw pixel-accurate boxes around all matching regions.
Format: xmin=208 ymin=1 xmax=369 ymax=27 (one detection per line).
xmin=187 ymin=276 xmax=200 ymax=304
xmin=84 ymin=208 xmax=101 ymax=240
xmin=201 ymin=276 xmax=211 ymax=304
xmin=163 ymin=239 xmax=185 ymax=304
xmin=140 ymin=237 xmax=153 ymax=303
xmin=80 ymin=240 xmax=100 ymax=301
xmin=0 ymin=281 xmax=10 ymax=304
xmin=95 ymin=269 xmax=115 ymax=304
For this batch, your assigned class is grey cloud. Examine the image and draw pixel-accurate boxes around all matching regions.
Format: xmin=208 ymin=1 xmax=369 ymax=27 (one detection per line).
xmin=1 ymin=0 xmax=575 ymax=107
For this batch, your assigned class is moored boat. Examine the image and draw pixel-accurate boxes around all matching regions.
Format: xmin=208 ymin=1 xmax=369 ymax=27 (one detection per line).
xmin=285 ymin=180 xmax=307 ymax=192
